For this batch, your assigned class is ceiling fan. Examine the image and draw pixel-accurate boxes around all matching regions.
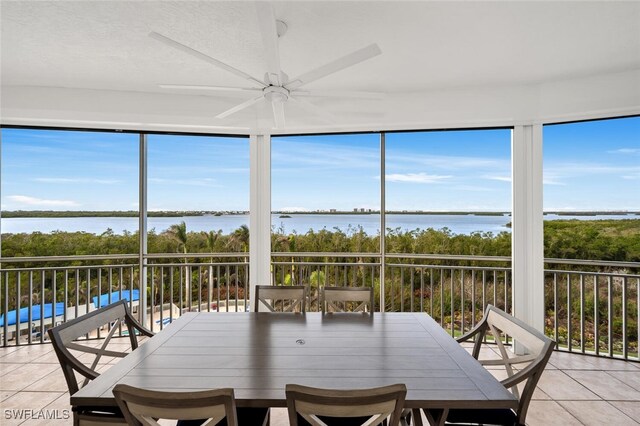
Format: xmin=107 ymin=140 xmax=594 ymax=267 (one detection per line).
xmin=149 ymin=2 xmax=383 ymax=129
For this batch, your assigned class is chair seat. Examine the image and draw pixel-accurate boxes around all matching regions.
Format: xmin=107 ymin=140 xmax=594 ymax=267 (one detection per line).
xmin=444 ymin=408 xmax=518 ymax=426
xmin=176 ymin=407 xmax=270 ymax=426
xmin=297 ymin=413 xmax=382 ymax=426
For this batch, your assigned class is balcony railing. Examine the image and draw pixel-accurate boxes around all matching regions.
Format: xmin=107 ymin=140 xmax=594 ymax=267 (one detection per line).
xmin=1 ymin=253 xmax=638 ymax=361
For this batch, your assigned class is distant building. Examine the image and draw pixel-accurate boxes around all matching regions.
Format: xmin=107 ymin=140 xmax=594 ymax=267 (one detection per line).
xmin=354 ymin=208 xmax=358 ymax=212
xmin=360 ymin=208 xmax=365 ymax=212
xmin=330 ymin=209 xmax=337 ymax=212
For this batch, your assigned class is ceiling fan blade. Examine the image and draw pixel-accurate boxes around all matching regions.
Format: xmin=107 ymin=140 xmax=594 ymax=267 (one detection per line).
xmin=271 ymin=101 xmax=286 ymax=129
xmin=255 ymin=2 xmax=282 ymax=85
xmin=289 ymin=95 xmax=335 ymax=123
xmin=160 ymin=84 xmax=262 ymax=93
xmin=294 ymin=90 xmax=386 ymax=100
xmin=149 ymin=32 xmax=266 ymax=87
xmin=216 ymin=95 xmax=264 ymax=119
xmin=285 ymin=43 xmax=382 ymax=91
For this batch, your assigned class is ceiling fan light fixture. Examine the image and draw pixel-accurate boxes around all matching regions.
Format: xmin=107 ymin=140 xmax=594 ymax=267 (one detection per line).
xmin=263 ymin=85 xmax=289 ymax=103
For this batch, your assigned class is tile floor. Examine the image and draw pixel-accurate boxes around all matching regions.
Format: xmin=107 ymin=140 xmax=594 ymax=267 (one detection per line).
xmin=0 ymin=338 xmax=639 ymax=425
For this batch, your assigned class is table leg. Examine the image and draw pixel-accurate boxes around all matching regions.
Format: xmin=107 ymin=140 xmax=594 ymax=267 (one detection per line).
xmin=424 ymin=408 xmax=448 ymax=426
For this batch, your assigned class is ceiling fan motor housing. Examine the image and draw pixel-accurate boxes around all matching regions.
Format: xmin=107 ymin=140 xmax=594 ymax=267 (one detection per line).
xmin=264 ymin=85 xmax=289 ymax=103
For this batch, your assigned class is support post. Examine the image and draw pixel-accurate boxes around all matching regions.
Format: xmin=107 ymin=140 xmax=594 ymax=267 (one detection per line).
xmin=139 ymin=134 xmax=148 ymax=325
xmin=511 ymin=125 xmax=544 ymax=333
xmin=249 ymin=134 xmax=271 ymax=311
xmin=379 ymin=132 xmax=386 ymax=313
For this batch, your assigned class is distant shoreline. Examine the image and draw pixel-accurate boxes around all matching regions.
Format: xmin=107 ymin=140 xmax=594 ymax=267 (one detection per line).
xmin=1 ymin=210 xmax=639 ymax=218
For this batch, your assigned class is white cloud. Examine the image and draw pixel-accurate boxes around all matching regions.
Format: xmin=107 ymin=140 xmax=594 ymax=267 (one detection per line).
xmin=149 ymin=177 xmax=220 ymax=187
xmin=608 ymin=148 xmax=640 ymax=155
xmin=385 ymin=173 xmax=452 ymax=183
xmin=484 ymin=175 xmax=511 ymax=182
xmin=33 ymin=177 xmax=121 ymax=184
xmin=7 ymin=195 xmax=79 ymax=207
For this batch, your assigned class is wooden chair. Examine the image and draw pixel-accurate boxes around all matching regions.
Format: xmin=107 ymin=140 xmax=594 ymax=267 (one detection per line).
xmin=286 ymin=383 xmax=406 ymax=426
xmin=254 ymin=285 xmax=307 ymax=313
xmin=416 ymin=305 xmax=555 ymax=426
xmin=321 ymin=287 xmax=374 ymax=314
xmin=47 ymin=300 xmax=154 ymax=425
xmin=113 ymin=384 xmax=238 ymax=426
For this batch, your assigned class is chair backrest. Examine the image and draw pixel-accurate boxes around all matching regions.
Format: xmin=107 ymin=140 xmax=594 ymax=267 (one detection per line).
xmin=113 ymin=384 xmax=237 ymax=426
xmin=254 ymin=285 xmax=307 ymax=313
xmin=47 ymin=300 xmax=154 ymax=395
xmin=321 ymin=287 xmax=374 ymax=314
xmin=286 ymin=383 xmax=406 ymax=426
xmin=463 ymin=305 xmax=555 ymax=425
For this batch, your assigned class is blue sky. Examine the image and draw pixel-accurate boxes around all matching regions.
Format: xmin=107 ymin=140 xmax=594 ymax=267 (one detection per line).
xmin=1 ymin=116 xmax=638 ymax=212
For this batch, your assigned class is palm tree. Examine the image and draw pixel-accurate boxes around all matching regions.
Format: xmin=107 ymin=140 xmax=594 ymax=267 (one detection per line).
xmin=168 ymin=221 xmax=188 ymax=254
xmin=227 ymin=225 xmax=250 ymax=253
xmin=204 ymin=230 xmax=222 ymax=299
xmin=168 ymin=221 xmax=190 ymax=310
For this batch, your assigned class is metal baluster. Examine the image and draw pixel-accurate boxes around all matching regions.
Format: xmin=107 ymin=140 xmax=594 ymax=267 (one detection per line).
xmin=118 ymin=267 xmax=123 ymax=336
xmin=170 ymin=266 xmax=175 ymax=320
xmin=216 ymin=265 xmax=221 ymax=312
xmin=160 ymin=267 xmax=164 ymax=330
xmin=420 ymin=268 xmax=424 ymax=313
xmin=15 ymin=272 xmax=21 ymax=345
xmin=429 ymin=269 xmax=434 ymax=317
xmin=594 ymin=274 xmax=599 ymax=356
xmin=150 ymin=267 xmax=155 ymax=330
xmin=28 ymin=271 xmax=33 ymax=345
xmin=450 ymin=268 xmax=454 ymax=337
xmin=40 ymin=270 xmax=45 ymax=343
xmin=64 ymin=270 xmax=68 ymax=324
xmin=3 ymin=272 xmax=8 ymax=346
xmin=608 ymin=275 xmax=613 ymax=357
xmin=622 ymin=276 xmax=628 ymax=360
xmin=400 ymin=267 xmax=405 ymax=312
xmin=440 ymin=269 xmax=444 ymax=327
xmin=471 ymin=270 xmax=476 ymax=327
xmin=553 ymin=273 xmax=558 ymax=345
xmin=580 ymin=274 xmax=585 ymax=353
xmin=461 ymin=269 xmax=465 ymax=334
xmin=567 ymin=273 xmax=572 ymax=352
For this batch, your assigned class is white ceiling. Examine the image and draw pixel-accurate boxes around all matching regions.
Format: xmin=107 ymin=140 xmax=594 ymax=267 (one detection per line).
xmin=1 ymin=1 xmax=640 ymax=134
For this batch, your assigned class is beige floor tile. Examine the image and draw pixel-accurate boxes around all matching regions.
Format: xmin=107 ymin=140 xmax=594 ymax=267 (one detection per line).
xmin=550 ymin=352 xmax=639 ymax=371
xmin=20 ymin=393 xmax=73 ymax=426
xmin=23 ymin=368 xmax=69 ymax=392
xmin=1 ymin=345 xmax=55 ymax=364
xmin=0 ymin=391 xmax=65 ymax=426
xmin=270 ymin=407 xmax=289 ymax=425
xmin=565 ymin=370 xmax=640 ymax=401
xmin=536 ymin=370 xmax=600 ymax=400
xmin=607 ymin=371 xmax=640 ymax=392
xmin=1 ymin=390 xmax=17 ymax=401
xmin=611 ymin=401 xmax=640 ymax=421
xmin=525 ymin=400 xmax=583 ymax=426
xmin=559 ymin=401 xmax=639 ymax=426
xmin=0 ymin=345 xmax=22 ymax=357
xmin=0 ymin=363 xmax=58 ymax=391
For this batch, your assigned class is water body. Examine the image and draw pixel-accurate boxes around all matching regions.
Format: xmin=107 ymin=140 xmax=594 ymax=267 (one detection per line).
xmin=1 ymin=213 xmax=637 ymax=236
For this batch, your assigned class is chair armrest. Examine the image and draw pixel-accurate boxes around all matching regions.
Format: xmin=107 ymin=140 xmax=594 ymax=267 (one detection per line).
xmin=126 ymin=314 xmax=155 ymax=338
xmin=456 ymin=322 xmax=485 ymax=343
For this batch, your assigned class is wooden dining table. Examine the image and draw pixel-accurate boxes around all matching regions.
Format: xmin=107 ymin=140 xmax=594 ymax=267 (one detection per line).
xmin=71 ymin=312 xmax=517 ymax=425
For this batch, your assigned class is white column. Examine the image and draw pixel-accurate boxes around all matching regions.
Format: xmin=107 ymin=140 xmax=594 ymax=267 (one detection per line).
xmin=249 ymin=134 xmax=272 ymax=311
xmin=511 ymin=125 xmax=544 ymax=332
xmin=139 ymin=134 xmax=148 ymax=325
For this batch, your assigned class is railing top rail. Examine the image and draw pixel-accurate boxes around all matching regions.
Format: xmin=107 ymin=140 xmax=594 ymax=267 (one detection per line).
xmin=545 ymin=258 xmax=640 ymax=268
xmin=0 ymin=254 xmax=139 ymax=263
xmin=146 ymin=253 xmax=248 ymax=259
xmin=0 ymin=253 xmax=248 ymax=263
xmin=0 ymin=264 xmax=139 ymax=273
xmin=271 ymin=261 xmax=381 ymax=267
xmin=385 ymin=253 xmax=512 ymax=262
xmin=271 ymin=252 xmax=382 ymax=258
xmin=385 ymin=263 xmax=512 ymax=272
